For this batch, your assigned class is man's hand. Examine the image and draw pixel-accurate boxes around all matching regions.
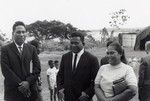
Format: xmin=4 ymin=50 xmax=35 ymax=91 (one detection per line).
xmin=19 ymin=81 xmax=30 ymax=89
xmin=18 ymin=88 xmax=31 ymax=98
xmin=18 ymin=81 xmax=31 ymax=97
xmin=79 ymin=92 xmax=90 ymax=101
xmin=58 ymin=88 xmax=64 ymax=100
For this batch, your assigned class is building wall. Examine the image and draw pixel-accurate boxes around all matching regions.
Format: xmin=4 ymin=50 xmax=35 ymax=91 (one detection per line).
xmin=122 ymin=33 xmax=137 ymax=47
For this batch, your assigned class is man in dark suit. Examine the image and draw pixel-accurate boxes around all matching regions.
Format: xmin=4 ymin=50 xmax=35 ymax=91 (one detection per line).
xmin=1 ymin=21 xmax=41 ymax=101
xmin=29 ymin=39 xmax=43 ymax=101
xmin=138 ymin=42 xmax=150 ymax=101
xmin=57 ymin=31 xmax=99 ymax=101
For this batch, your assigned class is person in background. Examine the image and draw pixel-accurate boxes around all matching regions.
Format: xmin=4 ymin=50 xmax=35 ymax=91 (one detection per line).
xmin=29 ymin=39 xmax=41 ymax=55
xmin=95 ymin=41 xmax=137 ymax=101
xmin=54 ymin=60 xmax=61 ymax=101
xmin=128 ymin=57 xmax=140 ymax=76
xmin=145 ymin=41 xmax=150 ymax=54
xmin=138 ymin=41 xmax=150 ymax=101
xmin=29 ymin=39 xmax=43 ymax=101
xmin=54 ymin=60 xmax=59 ymax=70
xmin=47 ymin=60 xmax=58 ymax=101
xmin=57 ymin=31 xmax=99 ymax=101
xmin=1 ymin=21 xmax=41 ymax=101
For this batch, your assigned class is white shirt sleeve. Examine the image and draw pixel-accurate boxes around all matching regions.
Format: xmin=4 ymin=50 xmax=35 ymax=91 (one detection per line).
xmin=46 ymin=69 xmax=50 ymax=76
xmin=95 ymin=66 xmax=104 ymax=84
xmin=125 ymin=66 xmax=137 ymax=86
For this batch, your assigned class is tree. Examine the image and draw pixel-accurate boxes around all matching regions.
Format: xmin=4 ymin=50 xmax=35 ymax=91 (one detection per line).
xmin=101 ymin=27 xmax=109 ymax=43
xmin=26 ymin=20 xmax=51 ymax=40
xmin=109 ymin=9 xmax=130 ymax=29
xmin=26 ymin=20 xmax=78 ymax=40
xmin=0 ymin=31 xmax=5 ymax=41
xmin=108 ymin=9 xmax=130 ymax=42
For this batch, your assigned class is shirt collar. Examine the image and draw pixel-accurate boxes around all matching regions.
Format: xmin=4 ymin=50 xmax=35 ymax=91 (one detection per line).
xmin=110 ymin=62 xmax=123 ymax=69
xmin=72 ymin=48 xmax=84 ymax=56
xmin=14 ymin=41 xmax=24 ymax=48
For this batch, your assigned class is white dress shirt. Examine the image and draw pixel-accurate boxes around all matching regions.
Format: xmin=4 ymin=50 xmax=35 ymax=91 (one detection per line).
xmin=72 ymin=48 xmax=84 ymax=69
xmin=14 ymin=42 xmax=24 ymax=53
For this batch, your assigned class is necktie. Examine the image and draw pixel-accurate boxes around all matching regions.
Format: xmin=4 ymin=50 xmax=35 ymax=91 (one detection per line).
xmin=73 ymin=53 xmax=78 ymax=72
xmin=18 ymin=46 xmax=22 ymax=55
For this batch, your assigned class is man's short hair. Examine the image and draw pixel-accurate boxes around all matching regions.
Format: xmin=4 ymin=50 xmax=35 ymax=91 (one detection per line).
xmin=54 ymin=60 xmax=59 ymax=64
xmin=30 ymin=39 xmax=39 ymax=48
xmin=145 ymin=41 xmax=150 ymax=53
xmin=48 ymin=60 xmax=53 ymax=66
xmin=12 ymin=21 xmax=26 ymax=32
xmin=30 ymin=39 xmax=40 ymax=54
xmin=70 ymin=31 xmax=85 ymax=45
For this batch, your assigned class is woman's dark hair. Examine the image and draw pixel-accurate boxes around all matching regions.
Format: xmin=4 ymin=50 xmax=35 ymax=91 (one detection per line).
xmin=121 ymin=49 xmax=127 ymax=64
xmin=106 ymin=41 xmax=114 ymax=47
xmin=109 ymin=42 xmax=127 ymax=64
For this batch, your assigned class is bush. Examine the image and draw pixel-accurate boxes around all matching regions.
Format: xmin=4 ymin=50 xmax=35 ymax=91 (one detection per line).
xmin=41 ymin=38 xmax=103 ymax=52
xmin=41 ymin=40 xmax=70 ymax=51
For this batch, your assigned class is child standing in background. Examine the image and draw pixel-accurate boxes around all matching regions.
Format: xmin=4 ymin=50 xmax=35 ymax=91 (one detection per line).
xmin=54 ymin=60 xmax=59 ymax=70
xmin=47 ymin=60 xmax=58 ymax=101
xmin=54 ymin=60 xmax=60 ymax=101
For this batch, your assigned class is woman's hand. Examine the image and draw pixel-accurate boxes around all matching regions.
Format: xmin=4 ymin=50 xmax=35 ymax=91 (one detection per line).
xmin=110 ymin=85 xmax=137 ymax=101
xmin=95 ymin=84 xmax=107 ymax=101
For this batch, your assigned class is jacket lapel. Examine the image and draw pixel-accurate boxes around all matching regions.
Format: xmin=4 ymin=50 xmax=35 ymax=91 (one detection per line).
xmin=21 ymin=44 xmax=26 ymax=60
xmin=73 ymin=51 xmax=87 ymax=75
xmin=10 ymin=42 xmax=27 ymax=77
xmin=10 ymin=42 xmax=21 ymax=58
xmin=68 ymin=52 xmax=73 ymax=74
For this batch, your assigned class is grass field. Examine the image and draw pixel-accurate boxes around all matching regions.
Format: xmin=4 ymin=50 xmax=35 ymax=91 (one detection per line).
xmin=0 ymin=47 xmax=147 ymax=101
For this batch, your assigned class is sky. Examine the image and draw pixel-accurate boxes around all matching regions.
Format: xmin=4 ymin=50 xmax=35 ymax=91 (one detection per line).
xmin=0 ymin=0 xmax=150 ymax=39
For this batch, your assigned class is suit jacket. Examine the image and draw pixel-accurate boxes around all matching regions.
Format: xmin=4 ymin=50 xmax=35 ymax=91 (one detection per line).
xmin=57 ymin=51 xmax=99 ymax=101
xmin=1 ymin=42 xmax=41 ymax=101
xmin=138 ymin=56 xmax=150 ymax=101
